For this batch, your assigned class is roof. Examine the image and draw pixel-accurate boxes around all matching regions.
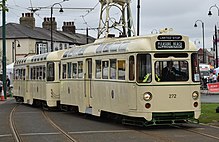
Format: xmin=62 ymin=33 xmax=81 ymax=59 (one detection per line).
xmin=0 ymin=23 xmax=95 ymax=45
xmin=59 ymin=31 xmax=96 ymax=45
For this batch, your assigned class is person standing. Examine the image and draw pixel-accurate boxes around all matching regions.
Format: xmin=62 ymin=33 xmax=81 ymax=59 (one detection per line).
xmin=6 ymin=76 xmax=10 ymax=90
xmin=217 ymin=73 xmax=219 ymax=82
xmin=212 ymin=73 xmax=217 ymax=83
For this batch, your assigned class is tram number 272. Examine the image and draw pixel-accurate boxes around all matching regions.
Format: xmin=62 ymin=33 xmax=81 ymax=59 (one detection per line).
xmin=169 ymin=94 xmax=177 ymax=98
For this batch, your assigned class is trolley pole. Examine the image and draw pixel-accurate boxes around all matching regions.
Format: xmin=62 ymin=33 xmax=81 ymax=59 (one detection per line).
xmin=137 ymin=0 xmax=140 ymax=36
xmin=1 ymin=0 xmax=7 ymax=99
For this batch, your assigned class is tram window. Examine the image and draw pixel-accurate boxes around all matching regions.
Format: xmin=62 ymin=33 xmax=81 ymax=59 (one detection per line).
xmin=72 ymin=63 xmax=77 ymax=78
xmin=110 ymin=59 xmax=116 ymax=79
xmin=137 ymin=54 xmax=152 ymax=83
xmin=118 ymin=60 xmax=126 ymax=80
xmin=129 ymin=56 xmax=135 ymax=81
xmin=62 ymin=64 xmax=67 ymax=79
xmin=191 ymin=53 xmax=200 ymax=82
xmin=36 ymin=67 xmax=40 ymax=80
xmin=78 ymin=61 xmax=83 ymax=78
xmin=22 ymin=69 xmax=25 ymax=80
xmin=39 ymin=66 xmax=43 ymax=80
xmin=155 ymin=60 xmax=189 ymax=82
xmin=102 ymin=61 xmax=109 ymax=79
xmin=95 ymin=60 xmax=101 ymax=79
xmin=47 ymin=62 xmax=55 ymax=81
xmin=33 ymin=67 xmax=36 ymax=80
xmin=30 ymin=68 xmax=33 ymax=80
xmin=15 ymin=69 xmax=17 ymax=80
xmin=43 ymin=66 xmax=46 ymax=80
xmin=67 ymin=62 xmax=72 ymax=78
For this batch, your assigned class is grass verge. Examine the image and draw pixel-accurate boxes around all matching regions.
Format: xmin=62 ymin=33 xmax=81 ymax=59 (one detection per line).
xmin=199 ymin=103 xmax=219 ymax=124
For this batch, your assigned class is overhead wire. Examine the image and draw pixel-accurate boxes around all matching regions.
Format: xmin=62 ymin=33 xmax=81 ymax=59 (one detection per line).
xmin=80 ymin=2 xmax=99 ymax=31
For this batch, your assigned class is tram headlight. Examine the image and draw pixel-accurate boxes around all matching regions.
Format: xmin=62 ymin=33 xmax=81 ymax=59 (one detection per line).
xmin=143 ymin=92 xmax=152 ymax=101
xmin=192 ymin=91 xmax=199 ymax=100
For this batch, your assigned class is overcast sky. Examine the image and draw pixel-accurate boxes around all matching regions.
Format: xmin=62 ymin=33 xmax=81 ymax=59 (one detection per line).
xmin=2 ymin=0 xmax=219 ymax=50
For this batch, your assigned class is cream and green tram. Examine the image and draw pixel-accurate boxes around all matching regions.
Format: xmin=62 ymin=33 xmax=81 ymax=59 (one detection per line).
xmin=60 ymin=34 xmax=200 ymax=125
xmin=14 ymin=50 xmax=64 ymax=107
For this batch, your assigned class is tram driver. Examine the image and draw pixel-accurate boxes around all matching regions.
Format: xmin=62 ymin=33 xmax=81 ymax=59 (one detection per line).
xmin=162 ymin=61 xmax=181 ymax=81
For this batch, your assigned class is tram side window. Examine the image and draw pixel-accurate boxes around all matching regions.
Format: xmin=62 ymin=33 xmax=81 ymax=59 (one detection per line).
xmin=30 ymin=68 xmax=33 ymax=80
xmin=102 ymin=61 xmax=109 ymax=79
xmin=137 ymin=54 xmax=151 ymax=83
xmin=33 ymin=67 xmax=36 ymax=80
xmin=78 ymin=61 xmax=83 ymax=78
xmin=67 ymin=62 xmax=72 ymax=78
xmin=43 ymin=66 xmax=46 ymax=80
xmin=191 ymin=53 xmax=200 ymax=82
xmin=36 ymin=67 xmax=40 ymax=80
xmin=95 ymin=60 xmax=101 ymax=79
xmin=129 ymin=56 xmax=135 ymax=81
xmin=72 ymin=63 xmax=77 ymax=78
xmin=118 ymin=60 xmax=126 ymax=80
xmin=62 ymin=64 xmax=67 ymax=79
xmin=22 ymin=69 xmax=25 ymax=80
xmin=47 ymin=62 xmax=55 ymax=81
xmin=16 ymin=69 xmax=19 ymax=80
xmin=110 ymin=59 xmax=116 ymax=79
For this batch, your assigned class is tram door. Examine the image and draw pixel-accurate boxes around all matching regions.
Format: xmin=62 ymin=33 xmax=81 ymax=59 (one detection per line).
xmin=25 ymin=65 xmax=30 ymax=103
xmin=85 ymin=58 xmax=92 ymax=108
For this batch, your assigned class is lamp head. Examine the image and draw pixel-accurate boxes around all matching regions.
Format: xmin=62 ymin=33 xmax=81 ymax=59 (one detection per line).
xmin=59 ymin=8 xmax=64 ymax=13
xmin=194 ymin=23 xmax=197 ymax=27
xmin=208 ymin=10 xmax=212 ymax=16
xmin=17 ymin=43 xmax=21 ymax=47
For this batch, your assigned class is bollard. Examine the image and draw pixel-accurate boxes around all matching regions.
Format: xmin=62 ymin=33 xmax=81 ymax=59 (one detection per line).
xmin=0 ymin=86 xmax=5 ymax=101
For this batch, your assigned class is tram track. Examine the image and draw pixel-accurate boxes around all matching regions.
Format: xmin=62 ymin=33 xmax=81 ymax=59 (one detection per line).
xmin=42 ymin=110 xmax=78 ymax=142
xmin=9 ymin=104 xmax=23 ymax=142
xmin=172 ymin=124 xmax=219 ymax=141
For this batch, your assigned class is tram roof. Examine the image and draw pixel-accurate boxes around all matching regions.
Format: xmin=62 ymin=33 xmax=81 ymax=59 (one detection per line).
xmin=62 ymin=34 xmax=197 ymax=59
xmin=14 ymin=50 xmax=66 ymax=65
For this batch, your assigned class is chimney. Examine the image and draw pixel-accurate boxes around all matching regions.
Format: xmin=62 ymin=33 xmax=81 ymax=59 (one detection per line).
xmin=42 ymin=17 xmax=57 ymax=30
xmin=19 ymin=13 xmax=35 ymax=28
xmin=62 ymin=21 xmax=76 ymax=34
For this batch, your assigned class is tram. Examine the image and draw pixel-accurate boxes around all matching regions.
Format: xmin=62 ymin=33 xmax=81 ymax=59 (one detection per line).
xmin=13 ymin=33 xmax=201 ymax=125
xmin=13 ymin=50 xmax=65 ymax=107
xmin=58 ymin=33 xmax=200 ymax=124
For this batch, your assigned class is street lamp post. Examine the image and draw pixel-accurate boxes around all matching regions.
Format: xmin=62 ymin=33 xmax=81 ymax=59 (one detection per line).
xmin=50 ymin=3 xmax=64 ymax=52
xmin=208 ymin=4 xmax=219 ymax=68
xmin=12 ymin=39 xmax=21 ymax=62
xmin=194 ymin=20 xmax=205 ymax=63
xmin=215 ymin=25 xmax=218 ymax=68
xmin=208 ymin=4 xmax=219 ymax=16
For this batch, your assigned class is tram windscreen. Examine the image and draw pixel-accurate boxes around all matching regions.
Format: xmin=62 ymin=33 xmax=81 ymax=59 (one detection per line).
xmin=137 ymin=54 xmax=152 ymax=83
xmin=155 ymin=61 xmax=189 ymax=82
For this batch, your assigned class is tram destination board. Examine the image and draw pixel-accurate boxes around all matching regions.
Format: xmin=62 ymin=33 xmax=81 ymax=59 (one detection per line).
xmin=155 ymin=41 xmax=185 ymax=50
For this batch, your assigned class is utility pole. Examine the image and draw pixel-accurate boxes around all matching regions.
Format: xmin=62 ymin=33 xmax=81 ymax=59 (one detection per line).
xmin=1 ymin=0 xmax=7 ymax=99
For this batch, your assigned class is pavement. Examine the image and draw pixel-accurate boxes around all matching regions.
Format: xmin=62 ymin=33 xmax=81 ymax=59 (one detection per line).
xmin=0 ymin=97 xmax=13 ymax=104
xmin=201 ymin=89 xmax=219 ymax=103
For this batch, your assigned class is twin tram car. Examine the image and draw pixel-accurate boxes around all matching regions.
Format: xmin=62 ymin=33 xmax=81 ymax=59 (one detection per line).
xmin=13 ymin=33 xmax=201 ymax=125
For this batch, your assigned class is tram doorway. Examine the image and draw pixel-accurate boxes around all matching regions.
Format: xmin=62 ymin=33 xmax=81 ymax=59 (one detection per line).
xmin=85 ymin=58 xmax=92 ymax=108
